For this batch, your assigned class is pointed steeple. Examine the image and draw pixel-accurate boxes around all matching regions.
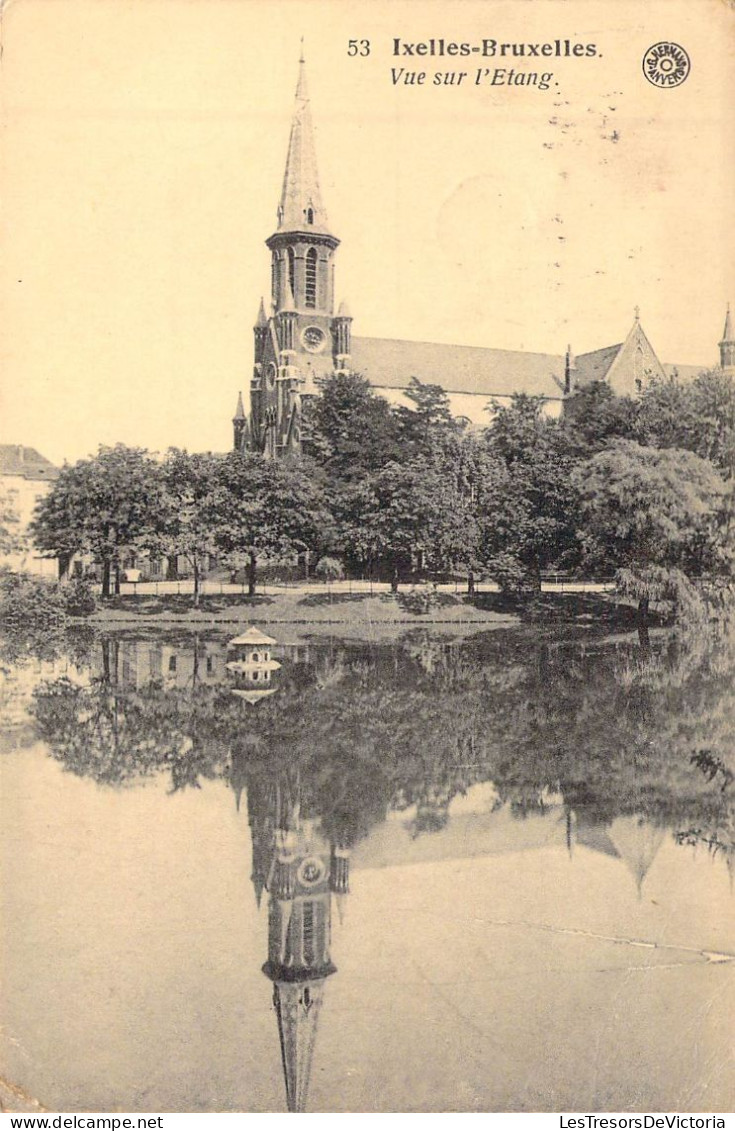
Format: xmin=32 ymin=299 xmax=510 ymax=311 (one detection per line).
xmin=276 ymin=54 xmax=331 ymax=236
xmin=255 ymin=297 xmax=268 ymax=327
xmin=232 ymin=391 xmax=248 ymax=451
xmin=272 ymin=981 xmax=327 ymax=1112
xmin=719 ymin=304 xmax=735 ymax=375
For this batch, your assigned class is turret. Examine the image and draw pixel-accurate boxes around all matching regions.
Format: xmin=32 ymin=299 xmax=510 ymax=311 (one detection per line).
xmin=333 ymin=300 xmax=353 ymax=372
xmin=232 ymin=391 xmax=247 ymax=451
xmin=719 ymin=304 xmax=734 ymax=376
xmin=254 ymin=298 xmax=268 ymax=365
xmin=564 ymin=344 xmax=576 ymax=395
xmin=277 ymin=275 xmax=299 ymax=355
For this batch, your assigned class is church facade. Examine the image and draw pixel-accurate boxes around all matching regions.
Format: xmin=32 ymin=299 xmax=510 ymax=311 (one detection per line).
xmin=233 ymin=57 xmax=734 ymax=457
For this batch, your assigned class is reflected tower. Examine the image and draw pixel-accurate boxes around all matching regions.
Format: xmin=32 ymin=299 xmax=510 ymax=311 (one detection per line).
xmin=258 ymin=773 xmax=349 ymax=1112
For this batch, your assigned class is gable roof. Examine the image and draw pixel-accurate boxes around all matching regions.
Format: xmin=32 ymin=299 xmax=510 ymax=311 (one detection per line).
xmin=573 ymin=343 xmax=623 ymax=385
xmin=0 ymin=445 xmax=58 ymax=481
xmin=351 ymin=335 xmax=565 ymax=400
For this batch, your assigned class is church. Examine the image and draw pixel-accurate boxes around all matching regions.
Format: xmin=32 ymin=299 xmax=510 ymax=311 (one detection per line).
xmin=232 ymin=54 xmax=734 ymax=458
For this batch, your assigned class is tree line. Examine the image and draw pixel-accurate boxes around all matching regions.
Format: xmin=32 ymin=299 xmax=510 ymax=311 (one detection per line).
xmin=29 ymin=368 xmax=734 ymax=610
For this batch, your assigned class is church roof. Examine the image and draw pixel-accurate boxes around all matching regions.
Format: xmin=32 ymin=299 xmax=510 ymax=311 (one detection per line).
xmin=0 ymin=445 xmax=58 ymax=481
xmin=350 ymin=336 xmax=566 ymax=401
xmin=573 ymin=343 xmax=623 ymax=385
xmin=721 ymin=303 xmax=733 ymax=343
xmin=276 ymin=57 xmax=332 ymax=238
xmin=662 ymin=363 xmax=706 ymax=381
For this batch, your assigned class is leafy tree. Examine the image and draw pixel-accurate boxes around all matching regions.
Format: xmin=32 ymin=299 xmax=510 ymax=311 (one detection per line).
xmin=215 ymin=452 xmax=332 ymax=595
xmin=393 ymin=377 xmax=464 ymax=462
xmin=313 ymin=556 xmax=345 ymax=582
xmin=638 ymin=369 xmax=735 ymax=479
xmin=301 ymin=371 xmax=402 ymax=480
xmin=0 ymin=571 xmax=67 ymax=630
xmin=30 ymin=445 xmax=163 ymax=597
xmin=479 ymin=395 xmax=579 ymax=592
xmin=157 ymin=449 xmax=225 ymax=607
xmin=561 ymin=380 xmax=640 ymax=456
xmin=337 ymin=457 xmax=477 ymax=586
xmin=573 ymin=440 xmax=730 ymax=623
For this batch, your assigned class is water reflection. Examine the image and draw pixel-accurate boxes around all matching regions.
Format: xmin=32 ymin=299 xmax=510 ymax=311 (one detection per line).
xmin=1 ymin=623 xmax=732 ymax=1111
xmin=239 ymin=763 xmax=345 ymax=1111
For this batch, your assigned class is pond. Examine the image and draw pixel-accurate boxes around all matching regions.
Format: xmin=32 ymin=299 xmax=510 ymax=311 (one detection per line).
xmin=1 ymin=623 xmax=733 ymax=1113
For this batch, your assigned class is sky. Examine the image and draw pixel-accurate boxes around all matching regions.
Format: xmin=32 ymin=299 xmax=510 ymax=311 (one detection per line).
xmin=1 ymin=0 xmax=734 ymax=465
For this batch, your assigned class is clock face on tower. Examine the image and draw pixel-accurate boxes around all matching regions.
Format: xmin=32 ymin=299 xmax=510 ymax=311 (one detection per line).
xmin=301 ymin=325 xmax=326 ymax=353
xmin=297 ymin=856 xmax=326 ymax=887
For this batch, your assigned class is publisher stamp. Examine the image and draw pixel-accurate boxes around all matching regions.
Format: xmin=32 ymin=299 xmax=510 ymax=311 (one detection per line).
xmin=642 ymin=41 xmax=690 ymax=87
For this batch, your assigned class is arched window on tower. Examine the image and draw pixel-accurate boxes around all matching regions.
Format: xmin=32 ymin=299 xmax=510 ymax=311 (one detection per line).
xmin=305 ymin=207 xmax=314 ymax=225
xmin=287 ymin=248 xmax=295 ymax=300
xmin=305 ymin=248 xmax=317 ymax=309
xmin=271 ymin=257 xmax=278 ymax=304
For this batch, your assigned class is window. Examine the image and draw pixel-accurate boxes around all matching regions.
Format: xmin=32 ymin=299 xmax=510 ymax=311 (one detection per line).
xmin=305 ymin=207 xmax=314 ymax=224
xmin=305 ymin=248 xmax=317 ymax=308
xmin=168 ymin=655 xmax=177 ymax=673
xmin=303 ymin=902 xmax=316 ymax=964
xmin=287 ymin=248 xmax=295 ymax=298
xmin=271 ymin=258 xmax=277 ymax=303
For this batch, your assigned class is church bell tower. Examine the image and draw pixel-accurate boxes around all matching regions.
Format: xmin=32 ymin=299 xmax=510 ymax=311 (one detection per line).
xmin=239 ymin=51 xmax=351 ymax=457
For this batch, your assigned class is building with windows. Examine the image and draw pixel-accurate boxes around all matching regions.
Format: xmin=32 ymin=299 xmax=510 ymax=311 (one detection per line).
xmin=0 ymin=444 xmax=59 ymax=575
xmin=233 ymin=56 xmax=732 ymax=458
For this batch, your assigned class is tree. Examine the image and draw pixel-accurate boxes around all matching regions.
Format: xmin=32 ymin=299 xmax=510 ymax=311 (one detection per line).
xmin=157 ymin=450 xmax=224 ymax=607
xmin=638 ymin=369 xmax=735 ymax=479
xmin=572 ymin=440 xmax=730 ymax=625
xmin=300 ymin=371 xmax=402 ymax=480
xmin=393 ymin=377 xmax=464 ymax=462
xmin=215 ymin=452 xmax=332 ymax=595
xmin=479 ymin=395 xmax=579 ymax=592
xmin=337 ymin=457 xmax=478 ymax=585
xmin=30 ymin=445 xmax=163 ymax=597
xmin=561 ymin=380 xmax=640 ymax=456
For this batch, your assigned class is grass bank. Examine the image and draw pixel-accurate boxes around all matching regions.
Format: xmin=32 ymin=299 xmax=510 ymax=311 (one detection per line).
xmin=79 ymin=585 xmax=651 ymax=642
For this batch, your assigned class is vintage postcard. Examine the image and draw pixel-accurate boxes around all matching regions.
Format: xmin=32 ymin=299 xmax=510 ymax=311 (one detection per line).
xmin=1 ymin=0 xmax=733 ymax=1117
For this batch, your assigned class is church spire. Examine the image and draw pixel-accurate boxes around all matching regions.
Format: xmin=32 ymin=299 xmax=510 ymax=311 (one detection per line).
xmin=271 ymin=981 xmax=328 ymax=1112
xmin=276 ymin=54 xmax=332 ymax=236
